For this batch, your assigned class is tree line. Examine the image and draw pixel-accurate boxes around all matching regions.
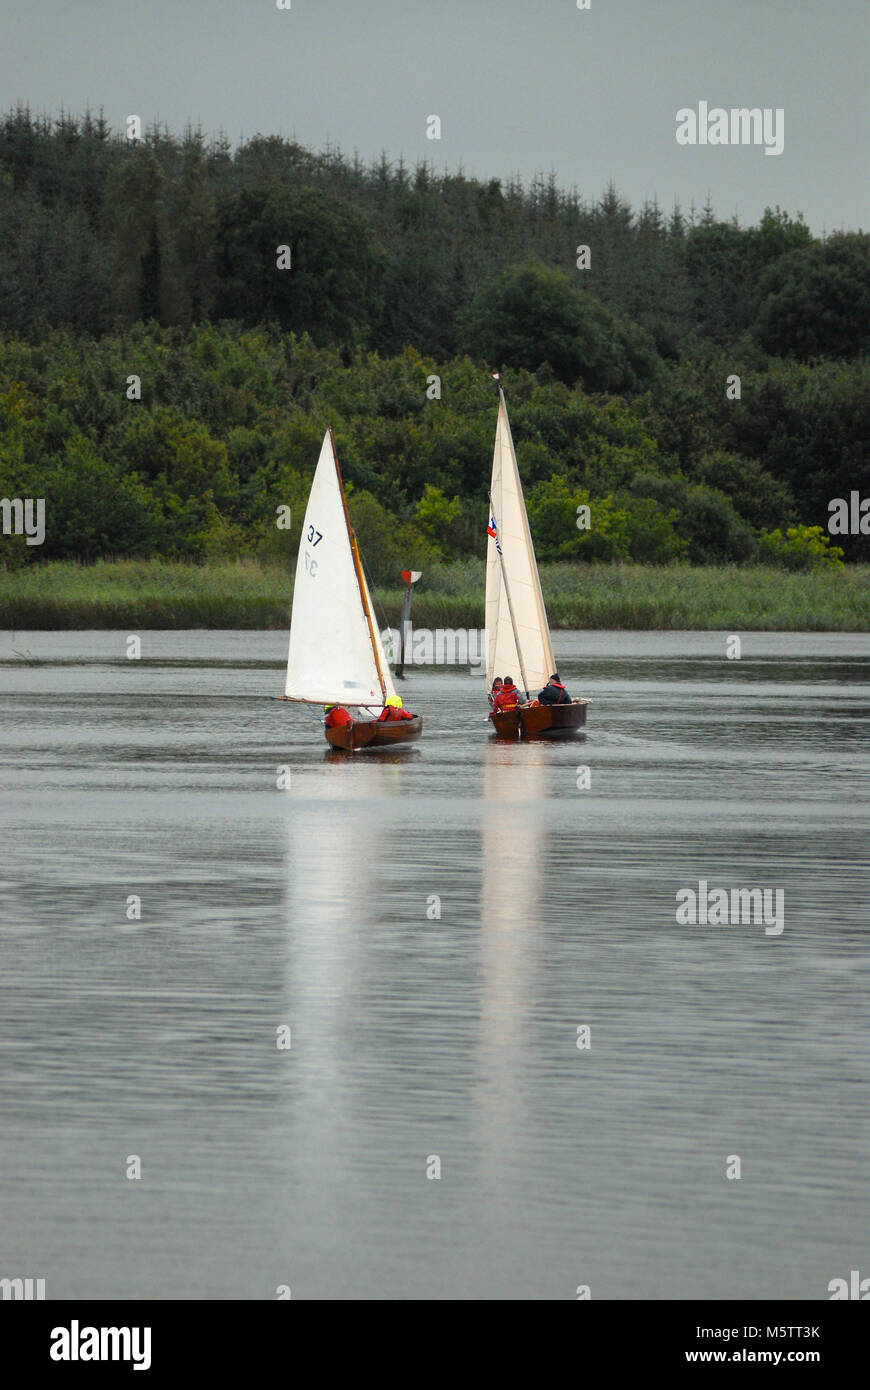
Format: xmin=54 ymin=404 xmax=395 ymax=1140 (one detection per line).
xmin=1 ymin=323 xmax=865 ymax=575
xmin=0 ymin=107 xmax=867 ymax=572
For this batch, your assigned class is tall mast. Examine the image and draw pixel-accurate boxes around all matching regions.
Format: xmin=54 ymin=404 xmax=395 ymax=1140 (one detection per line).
xmin=330 ymin=427 xmax=388 ymax=704
xmin=489 ymin=484 xmax=531 ymax=700
xmin=492 ymin=381 xmax=554 ymax=695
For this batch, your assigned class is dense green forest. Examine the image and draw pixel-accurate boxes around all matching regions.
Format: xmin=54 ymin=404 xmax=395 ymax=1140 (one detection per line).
xmin=0 ymin=107 xmax=868 ymax=578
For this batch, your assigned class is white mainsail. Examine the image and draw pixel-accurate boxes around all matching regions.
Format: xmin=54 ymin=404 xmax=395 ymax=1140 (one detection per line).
xmin=485 ymin=388 xmax=555 ymax=696
xmin=285 ymin=430 xmax=397 ymax=705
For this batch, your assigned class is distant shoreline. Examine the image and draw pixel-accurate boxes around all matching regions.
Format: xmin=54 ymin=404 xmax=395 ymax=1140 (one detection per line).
xmin=1 ymin=559 xmax=867 ymax=632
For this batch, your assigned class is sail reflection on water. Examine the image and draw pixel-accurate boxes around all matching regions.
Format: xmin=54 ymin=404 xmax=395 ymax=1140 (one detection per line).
xmin=280 ymin=762 xmax=393 ymax=1058
xmin=275 ymin=757 xmax=422 ymax=1223
xmin=474 ymin=743 xmax=548 ymax=1168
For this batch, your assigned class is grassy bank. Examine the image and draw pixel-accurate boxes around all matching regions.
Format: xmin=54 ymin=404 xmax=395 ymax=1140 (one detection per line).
xmin=0 ymin=558 xmax=868 ymax=631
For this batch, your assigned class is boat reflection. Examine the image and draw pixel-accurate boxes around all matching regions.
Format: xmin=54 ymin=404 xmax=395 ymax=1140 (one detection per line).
xmin=474 ymin=740 xmax=550 ymax=1177
xmin=322 ymin=745 xmax=422 ymax=766
xmin=279 ymin=757 xmax=404 ymax=1046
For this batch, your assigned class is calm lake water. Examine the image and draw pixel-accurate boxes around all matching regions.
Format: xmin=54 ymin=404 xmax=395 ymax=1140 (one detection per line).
xmin=1 ymin=629 xmax=868 ymax=1300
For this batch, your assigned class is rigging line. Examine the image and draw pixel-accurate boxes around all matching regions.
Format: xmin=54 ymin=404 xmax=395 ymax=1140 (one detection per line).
xmin=330 ymin=426 xmax=388 ymax=704
xmin=357 ymin=547 xmax=392 ymax=657
xmin=488 ymin=487 xmax=530 ymax=701
xmin=498 ymin=385 xmax=555 ymax=681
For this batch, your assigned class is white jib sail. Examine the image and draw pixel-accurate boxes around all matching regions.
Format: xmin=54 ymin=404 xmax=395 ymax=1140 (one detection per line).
xmin=285 ymin=431 xmax=397 ymax=705
xmin=485 ymin=390 xmax=555 ymax=697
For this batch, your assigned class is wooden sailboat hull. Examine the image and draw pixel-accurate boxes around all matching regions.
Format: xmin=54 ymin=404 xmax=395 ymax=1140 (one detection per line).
xmin=488 ymin=707 xmax=521 ymax=739
xmin=521 ymin=699 xmax=589 ymax=738
xmin=325 ymin=716 xmax=423 ymax=752
xmin=490 ymin=700 xmax=589 ymax=740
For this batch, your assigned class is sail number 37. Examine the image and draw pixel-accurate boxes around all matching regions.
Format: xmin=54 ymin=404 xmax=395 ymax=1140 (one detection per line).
xmin=305 ymin=524 xmax=323 ymax=577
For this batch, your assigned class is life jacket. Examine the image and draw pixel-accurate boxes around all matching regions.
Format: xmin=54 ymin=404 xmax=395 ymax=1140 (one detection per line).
xmin=379 ymin=705 xmax=413 ymax=721
xmin=541 ymin=679 xmax=569 ymax=705
xmin=325 ymin=706 xmax=352 ymax=728
xmin=494 ymin=684 xmax=519 ymax=712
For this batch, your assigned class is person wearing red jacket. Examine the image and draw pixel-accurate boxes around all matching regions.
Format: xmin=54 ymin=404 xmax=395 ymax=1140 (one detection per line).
xmin=378 ymin=696 xmax=414 ymax=722
xmin=324 ymin=704 xmax=353 ymax=728
xmin=492 ymin=676 xmax=522 ymax=713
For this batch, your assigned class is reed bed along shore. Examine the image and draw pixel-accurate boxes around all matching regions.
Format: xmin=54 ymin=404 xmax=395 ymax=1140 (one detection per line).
xmin=0 ymin=558 xmax=868 ymax=631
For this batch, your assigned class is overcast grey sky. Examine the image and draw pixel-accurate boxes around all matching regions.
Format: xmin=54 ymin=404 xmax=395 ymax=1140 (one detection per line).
xmin=2 ymin=0 xmax=866 ymax=231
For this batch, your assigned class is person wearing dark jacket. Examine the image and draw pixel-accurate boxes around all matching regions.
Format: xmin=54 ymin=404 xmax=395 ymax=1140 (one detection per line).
xmin=538 ymin=673 xmax=570 ymax=705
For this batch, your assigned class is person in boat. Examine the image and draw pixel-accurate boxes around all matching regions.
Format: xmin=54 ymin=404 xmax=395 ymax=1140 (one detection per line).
xmin=488 ymin=676 xmax=504 ymax=709
xmin=324 ymin=703 xmax=353 ymax=728
xmin=378 ymin=695 xmax=414 ymax=722
xmin=538 ymin=672 xmax=571 ymax=705
xmin=492 ymin=676 xmax=522 ymax=713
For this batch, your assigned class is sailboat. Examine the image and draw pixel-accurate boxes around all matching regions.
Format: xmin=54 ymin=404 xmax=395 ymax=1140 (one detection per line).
xmin=277 ymin=428 xmax=422 ymax=751
xmin=486 ymin=377 xmax=590 ymax=739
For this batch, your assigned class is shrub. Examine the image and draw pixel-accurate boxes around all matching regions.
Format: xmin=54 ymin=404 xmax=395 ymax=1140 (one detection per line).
xmin=757 ymin=525 xmax=845 ymax=571
xmin=414 ymin=483 xmax=462 ymax=557
xmin=458 ymin=261 xmax=661 ymax=393
xmin=348 ymin=489 xmax=439 ymax=584
xmin=525 ymin=474 xmax=687 ymax=563
xmin=630 ymin=472 xmax=757 ymax=563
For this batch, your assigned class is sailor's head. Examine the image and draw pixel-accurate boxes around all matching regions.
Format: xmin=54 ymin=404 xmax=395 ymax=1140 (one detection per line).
xmin=550 ymin=672 xmax=560 ymax=683
xmin=386 ymin=695 xmax=403 ymax=709
xmin=503 ymin=675 xmax=515 ymax=687
xmin=492 ymin=677 xmax=503 ymax=690
xmin=324 ymin=704 xmax=334 ymax=712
